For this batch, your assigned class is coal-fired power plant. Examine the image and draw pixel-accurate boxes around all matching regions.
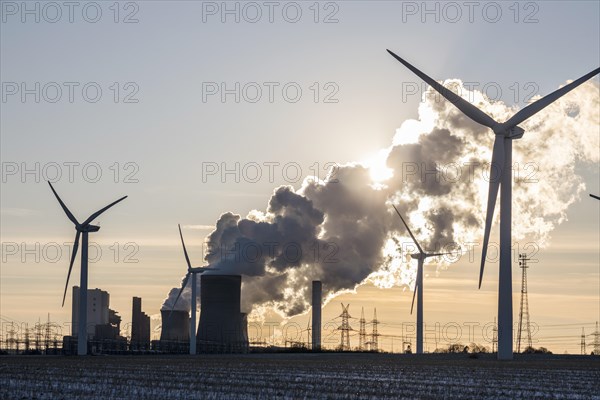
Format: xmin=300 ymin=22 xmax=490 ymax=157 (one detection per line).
xmin=160 ymin=310 xmax=190 ymax=342
xmin=312 ymin=281 xmax=322 ymax=350
xmin=198 ymin=275 xmax=248 ymax=353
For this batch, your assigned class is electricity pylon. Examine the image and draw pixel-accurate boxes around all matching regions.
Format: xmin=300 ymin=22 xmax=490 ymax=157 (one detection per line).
xmin=516 ymin=253 xmax=533 ymax=352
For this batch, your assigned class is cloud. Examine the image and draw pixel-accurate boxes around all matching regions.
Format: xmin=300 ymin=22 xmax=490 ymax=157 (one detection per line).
xmin=162 ymin=79 xmax=600 ymax=319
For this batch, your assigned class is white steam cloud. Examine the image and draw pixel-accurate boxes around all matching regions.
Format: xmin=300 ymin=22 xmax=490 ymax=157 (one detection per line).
xmin=162 ymin=78 xmax=599 ymax=318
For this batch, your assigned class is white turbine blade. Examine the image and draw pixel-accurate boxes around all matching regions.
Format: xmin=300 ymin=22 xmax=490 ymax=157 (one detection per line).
xmin=387 ymin=50 xmax=498 ymax=128
xmin=172 ymin=272 xmax=191 ymax=311
xmin=479 ymin=136 xmax=505 ymax=288
xmin=504 ymin=67 xmax=600 ymax=128
xmin=590 ymin=194 xmax=600 ymax=201
xmin=48 ymin=181 xmax=79 ymax=226
xmin=82 ymin=195 xmax=127 ymax=226
xmin=178 ymin=224 xmax=193 ymax=270
xmin=410 ymin=280 xmax=418 ymax=315
xmin=62 ymin=231 xmax=80 ymax=307
xmin=392 ymin=204 xmax=424 ymax=255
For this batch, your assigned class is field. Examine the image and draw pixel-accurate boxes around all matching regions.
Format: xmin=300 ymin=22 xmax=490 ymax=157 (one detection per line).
xmin=1 ymin=353 xmax=599 ymax=399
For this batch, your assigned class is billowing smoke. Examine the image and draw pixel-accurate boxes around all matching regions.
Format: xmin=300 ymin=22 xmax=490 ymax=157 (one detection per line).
xmin=162 ymin=78 xmax=599 ymax=317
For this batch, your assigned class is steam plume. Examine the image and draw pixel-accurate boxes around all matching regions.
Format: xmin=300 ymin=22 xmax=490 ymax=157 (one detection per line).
xmin=162 ymin=78 xmax=599 ymax=318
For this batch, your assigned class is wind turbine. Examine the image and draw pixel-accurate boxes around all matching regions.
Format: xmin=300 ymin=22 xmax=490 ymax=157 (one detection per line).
xmin=171 ymin=224 xmax=216 ymax=355
xmin=392 ymin=204 xmax=451 ymax=354
xmin=48 ymin=181 xmax=127 ymax=356
xmin=387 ymin=49 xmax=599 ymax=360
xmin=590 ymin=194 xmax=599 ymax=200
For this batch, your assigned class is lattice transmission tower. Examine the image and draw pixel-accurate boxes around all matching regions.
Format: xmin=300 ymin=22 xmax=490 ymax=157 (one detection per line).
xmin=591 ymin=322 xmax=600 ymax=355
xmin=338 ymin=303 xmax=352 ymax=351
xmin=517 ymin=253 xmax=533 ymax=353
xmin=365 ymin=308 xmax=380 ymax=352
xmin=580 ymin=327 xmax=586 ymax=355
xmin=358 ymin=307 xmax=366 ymax=351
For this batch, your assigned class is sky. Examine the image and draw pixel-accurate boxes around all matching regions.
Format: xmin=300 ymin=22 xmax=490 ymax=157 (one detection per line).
xmin=1 ymin=1 xmax=599 ymax=354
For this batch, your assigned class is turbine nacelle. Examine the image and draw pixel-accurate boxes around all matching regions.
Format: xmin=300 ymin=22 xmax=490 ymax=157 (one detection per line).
xmin=493 ymin=124 xmax=525 ymax=139
xmin=79 ymin=224 xmax=100 ymax=233
xmin=508 ymin=126 xmax=525 ymax=139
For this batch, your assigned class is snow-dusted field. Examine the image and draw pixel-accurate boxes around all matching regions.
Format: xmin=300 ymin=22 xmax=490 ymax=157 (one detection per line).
xmin=1 ymin=353 xmax=598 ymax=399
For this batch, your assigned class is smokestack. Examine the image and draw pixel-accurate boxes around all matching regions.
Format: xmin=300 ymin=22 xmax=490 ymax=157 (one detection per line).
xmin=312 ymin=280 xmax=321 ymax=351
xmin=197 ymin=275 xmax=248 ymax=353
xmin=159 ymin=310 xmax=190 ymax=342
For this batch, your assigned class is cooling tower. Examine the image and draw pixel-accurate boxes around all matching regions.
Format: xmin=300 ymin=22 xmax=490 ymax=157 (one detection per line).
xmin=197 ymin=275 xmax=248 ymax=353
xmin=312 ymin=281 xmax=322 ymax=350
xmin=160 ymin=310 xmax=190 ymax=342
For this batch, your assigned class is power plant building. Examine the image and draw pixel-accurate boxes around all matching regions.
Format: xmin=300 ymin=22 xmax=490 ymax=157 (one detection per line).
xmin=66 ymin=287 xmax=125 ymax=354
xmin=72 ymin=287 xmax=111 ymax=339
xmin=312 ymin=280 xmax=322 ymax=350
xmin=160 ymin=310 xmax=190 ymax=342
xmin=131 ymin=297 xmax=151 ymax=350
xmin=197 ymin=275 xmax=248 ymax=353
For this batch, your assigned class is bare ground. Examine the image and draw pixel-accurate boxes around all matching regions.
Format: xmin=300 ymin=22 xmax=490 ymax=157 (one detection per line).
xmin=1 ymin=353 xmax=599 ymax=399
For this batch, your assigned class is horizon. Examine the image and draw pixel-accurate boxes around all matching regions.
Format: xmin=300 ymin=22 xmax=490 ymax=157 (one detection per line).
xmin=2 ymin=1 xmax=599 ymax=357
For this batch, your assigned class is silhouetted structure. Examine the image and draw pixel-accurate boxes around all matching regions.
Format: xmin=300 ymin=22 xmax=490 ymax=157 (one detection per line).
xmin=65 ymin=287 xmax=125 ymax=354
xmin=387 ymin=49 xmax=600 ymax=360
xmin=197 ymin=275 xmax=248 ymax=353
xmin=160 ymin=310 xmax=189 ymax=342
xmin=359 ymin=307 xmax=366 ymax=351
xmin=393 ymin=205 xmax=452 ymax=354
xmin=591 ymin=322 xmax=600 ymax=355
xmin=48 ymin=181 xmax=127 ymax=356
xmin=312 ymin=280 xmax=322 ymax=351
xmin=72 ymin=287 xmax=110 ymax=338
xmin=366 ymin=308 xmax=379 ymax=352
xmin=131 ymin=297 xmax=150 ymax=350
xmin=171 ymin=224 xmax=215 ymax=354
xmin=338 ymin=303 xmax=352 ymax=351
xmin=517 ymin=253 xmax=533 ymax=352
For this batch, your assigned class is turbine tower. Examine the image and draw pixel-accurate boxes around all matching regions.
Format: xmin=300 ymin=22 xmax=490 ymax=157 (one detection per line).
xmin=48 ymin=181 xmax=127 ymax=356
xmin=171 ymin=224 xmax=216 ymax=355
xmin=387 ymin=49 xmax=599 ymax=360
xmin=392 ymin=204 xmax=451 ymax=354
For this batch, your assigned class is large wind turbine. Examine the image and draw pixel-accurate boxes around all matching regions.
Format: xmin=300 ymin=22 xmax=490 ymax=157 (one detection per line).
xmin=392 ymin=205 xmax=451 ymax=354
xmin=171 ymin=224 xmax=216 ymax=355
xmin=387 ymin=49 xmax=599 ymax=360
xmin=48 ymin=181 xmax=127 ymax=356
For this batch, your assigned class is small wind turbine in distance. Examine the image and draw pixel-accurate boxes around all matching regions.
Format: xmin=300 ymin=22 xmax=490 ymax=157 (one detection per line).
xmin=392 ymin=204 xmax=452 ymax=355
xmin=590 ymin=194 xmax=600 ymax=200
xmin=387 ymin=49 xmax=600 ymax=360
xmin=48 ymin=181 xmax=127 ymax=356
xmin=171 ymin=224 xmax=217 ymax=355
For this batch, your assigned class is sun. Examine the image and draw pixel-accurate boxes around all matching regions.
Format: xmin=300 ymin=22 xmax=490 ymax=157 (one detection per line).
xmin=363 ymin=149 xmax=394 ymax=183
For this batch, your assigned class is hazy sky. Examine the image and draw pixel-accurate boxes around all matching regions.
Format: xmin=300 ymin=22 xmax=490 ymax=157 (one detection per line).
xmin=1 ymin=1 xmax=599 ymax=354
